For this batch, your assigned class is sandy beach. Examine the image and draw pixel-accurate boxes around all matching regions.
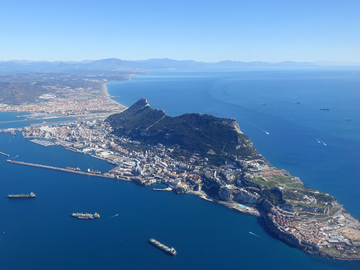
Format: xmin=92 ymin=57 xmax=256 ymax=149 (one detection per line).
xmin=102 ymin=83 xmax=110 ymax=97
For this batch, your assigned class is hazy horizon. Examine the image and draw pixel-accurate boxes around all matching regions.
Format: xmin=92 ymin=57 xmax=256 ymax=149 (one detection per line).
xmin=1 ymin=0 xmax=359 ymax=63
xmin=1 ymin=58 xmax=360 ymax=67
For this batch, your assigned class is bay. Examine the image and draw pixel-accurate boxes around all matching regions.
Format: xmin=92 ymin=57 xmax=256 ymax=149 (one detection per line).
xmin=0 ymin=68 xmax=359 ymax=270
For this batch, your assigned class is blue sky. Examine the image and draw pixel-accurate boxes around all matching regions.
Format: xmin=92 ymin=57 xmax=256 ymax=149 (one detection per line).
xmin=0 ymin=0 xmax=359 ymax=62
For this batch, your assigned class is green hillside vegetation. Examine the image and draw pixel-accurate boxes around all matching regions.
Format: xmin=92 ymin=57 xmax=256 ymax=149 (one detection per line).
xmin=246 ymin=173 xmax=336 ymax=210
xmin=0 ymin=82 xmax=49 ymax=105
xmin=106 ymin=98 xmax=259 ymax=165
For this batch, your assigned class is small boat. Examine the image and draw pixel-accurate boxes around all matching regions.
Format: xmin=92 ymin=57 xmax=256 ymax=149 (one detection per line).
xmin=320 ymin=107 xmax=329 ymax=111
xmin=345 ymin=118 xmax=351 ymax=121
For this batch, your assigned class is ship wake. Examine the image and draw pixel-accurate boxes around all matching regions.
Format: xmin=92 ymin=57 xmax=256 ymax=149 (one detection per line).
xmin=249 ymin=231 xmax=265 ymax=240
xmin=107 ymin=214 xmax=119 ymax=219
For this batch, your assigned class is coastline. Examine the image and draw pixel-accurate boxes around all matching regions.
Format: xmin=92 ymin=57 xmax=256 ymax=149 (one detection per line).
xmin=101 ymin=83 xmax=110 ymax=97
xmin=2 ymin=70 xmax=360 ymax=264
xmin=102 ymin=73 xmax=139 ymax=108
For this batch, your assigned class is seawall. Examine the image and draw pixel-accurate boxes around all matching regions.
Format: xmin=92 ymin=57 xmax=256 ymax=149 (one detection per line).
xmin=6 ymin=160 xmax=115 ymax=179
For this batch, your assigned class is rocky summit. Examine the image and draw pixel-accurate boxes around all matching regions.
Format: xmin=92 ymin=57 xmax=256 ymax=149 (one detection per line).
xmin=106 ymin=98 xmax=259 ymax=164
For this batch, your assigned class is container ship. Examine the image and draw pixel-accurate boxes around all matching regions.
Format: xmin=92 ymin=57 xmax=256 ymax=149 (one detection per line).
xmin=149 ymin=238 xmax=177 ymax=255
xmin=71 ymin=212 xmax=100 ymax=220
xmin=8 ymin=192 xmax=36 ymax=198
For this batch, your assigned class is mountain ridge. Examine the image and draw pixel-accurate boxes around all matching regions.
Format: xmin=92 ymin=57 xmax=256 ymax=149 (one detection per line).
xmin=0 ymin=58 xmax=320 ymax=73
xmin=106 ymin=98 xmax=259 ymax=164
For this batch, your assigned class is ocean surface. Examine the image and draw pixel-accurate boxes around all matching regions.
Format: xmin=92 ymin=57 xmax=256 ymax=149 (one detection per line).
xmin=1 ymin=68 xmax=360 ymax=270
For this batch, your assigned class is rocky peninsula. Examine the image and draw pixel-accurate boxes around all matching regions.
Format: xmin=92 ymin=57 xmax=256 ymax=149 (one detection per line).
xmin=1 ymin=87 xmax=359 ymax=260
xmin=106 ymin=98 xmax=360 ymax=260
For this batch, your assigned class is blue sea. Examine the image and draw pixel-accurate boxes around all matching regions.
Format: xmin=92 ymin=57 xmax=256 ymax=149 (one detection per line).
xmin=1 ymin=68 xmax=360 ymax=270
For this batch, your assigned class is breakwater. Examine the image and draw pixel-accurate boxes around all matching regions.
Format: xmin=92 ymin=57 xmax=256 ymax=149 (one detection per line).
xmin=6 ymin=160 xmax=115 ymax=179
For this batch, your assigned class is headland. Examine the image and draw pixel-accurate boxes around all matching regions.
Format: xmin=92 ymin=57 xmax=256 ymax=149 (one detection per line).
xmin=1 ymin=75 xmax=359 ymax=261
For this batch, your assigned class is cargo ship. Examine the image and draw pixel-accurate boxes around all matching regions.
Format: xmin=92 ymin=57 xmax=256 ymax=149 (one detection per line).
xmin=78 ymin=216 xmax=94 ymax=220
xmin=149 ymin=238 xmax=177 ymax=255
xmin=8 ymin=192 xmax=36 ymax=198
xmin=71 ymin=212 xmax=100 ymax=219
xmin=66 ymin=167 xmax=81 ymax=171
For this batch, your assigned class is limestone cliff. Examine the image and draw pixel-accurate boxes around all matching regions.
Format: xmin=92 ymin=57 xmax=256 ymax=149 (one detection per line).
xmin=106 ymin=98 xmax=258 ymax=161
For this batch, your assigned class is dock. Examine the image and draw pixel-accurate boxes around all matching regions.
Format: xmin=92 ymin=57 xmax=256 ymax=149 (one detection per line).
xmin=6 ymin=160 xmax=114 ymax=179
xmin=30 ymin=139 xmax=55 ymax=147
xmin=0 ymin=151 xmax=10 ymax=157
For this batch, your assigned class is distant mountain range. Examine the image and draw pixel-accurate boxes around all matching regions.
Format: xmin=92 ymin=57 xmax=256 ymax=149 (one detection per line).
xmin=0 ymin=58 xmax=359 ymax=74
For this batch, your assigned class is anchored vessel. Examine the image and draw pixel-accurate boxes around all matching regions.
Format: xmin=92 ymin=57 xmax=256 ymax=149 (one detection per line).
xmin=8 ymin=192 xmax=36 ymax=198
xmin=87 ymin=168 xmax=101 ymax=174
xmin=66 ymin=167 xmax=81 ymax=171
xmin=71 ymin=212 xmax=100 ymax=220
xmin=150 ymin=238 xmax=177 ymax=255
xmin=320 ymin=107 xmax=329 ymax=110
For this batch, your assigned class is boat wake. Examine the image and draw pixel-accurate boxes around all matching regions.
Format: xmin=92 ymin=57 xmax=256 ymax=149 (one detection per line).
xmin=9 ymin=155 xmax=19 ymax=159
xmin=249 ymin=231 xmax=265 ymax=240
xmin=107 ymin=214 xmax=119 ymax=219
xmin=315 ymin=138 xmax=326 ymax=146
xmin=238 ymin=115 xmax=269 ymax=135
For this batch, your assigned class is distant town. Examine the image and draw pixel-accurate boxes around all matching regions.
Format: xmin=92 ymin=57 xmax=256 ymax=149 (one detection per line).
xmin=0 ymin=80 xmax=360 ymax=261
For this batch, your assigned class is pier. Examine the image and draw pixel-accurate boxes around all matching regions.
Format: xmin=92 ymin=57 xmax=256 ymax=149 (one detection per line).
xmin=30 ymin=139 xmax=55 ymax=147
xmin=6 ymin=160 xmax=115 ymax=179
xmin=0 ymin=151 xmax=10 ymax=157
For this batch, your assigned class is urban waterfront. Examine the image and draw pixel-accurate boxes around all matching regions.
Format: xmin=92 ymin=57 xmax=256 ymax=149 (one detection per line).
xmin=1 ymin=68 xmax=360 ymax=269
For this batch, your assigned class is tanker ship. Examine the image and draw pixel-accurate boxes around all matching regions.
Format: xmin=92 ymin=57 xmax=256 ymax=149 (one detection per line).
xmin=150 ymin=238 xmax=177 ymax=255
xmin=8 ymin=192 xmax=36 ymax=198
